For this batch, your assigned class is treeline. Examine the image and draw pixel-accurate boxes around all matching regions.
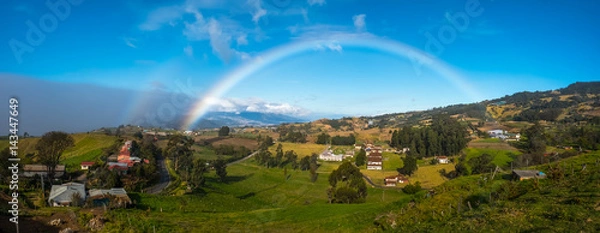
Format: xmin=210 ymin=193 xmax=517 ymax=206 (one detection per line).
xmin=254 ymin=143 xmax=320 ymax=182
xmin=276 ymin=125 xmax=307 ymax=143
xmin=390 ymin=115 xmax=469 ymax=157
xmin=315 ymin=133 xmax=356 ymax=145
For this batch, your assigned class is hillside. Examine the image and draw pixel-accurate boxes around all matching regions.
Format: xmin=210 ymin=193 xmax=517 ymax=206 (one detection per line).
xmin=297 ymin=82 xmax=600 ymax=138
xmin=374 ymin=151 xmax=600 ymax=232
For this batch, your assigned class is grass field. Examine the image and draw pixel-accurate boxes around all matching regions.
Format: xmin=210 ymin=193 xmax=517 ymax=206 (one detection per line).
xmin=464 ymin=147 xmax=520 ymax=167
xmin=101 ymin=159 xmax=411 ymax=232
xmin=62 ymin=133 xmax=117 ymax=159
xmin=211 ymin=137 xmax=259 ymax=150
xmin=268 ymin=142 xmax=327 ymax=157
xmin=191 ymin=144 xmax=230 ymax=161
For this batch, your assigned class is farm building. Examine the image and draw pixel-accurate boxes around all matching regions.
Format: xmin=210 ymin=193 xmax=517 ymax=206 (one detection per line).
xmin=437 ymin=156 xmax=449 ymax=164
xmin=80 ymin=161 xmax=95 ymax=170
xmin=512 ymin=170 xmax=547 ymax=181
xmin=89 ymin=188 xmax=132 ymax=208
xmin=48 ymin=182 xmax=86 ymax=207
xmin=367 ymin=152 xmax=383 ymax=170
xmin=23 ymin=164 xmax=66 ymax=178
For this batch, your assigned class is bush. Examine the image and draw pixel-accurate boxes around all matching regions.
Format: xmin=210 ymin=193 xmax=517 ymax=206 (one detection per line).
xmin=402 ymin=181 xmax=422 ymax=194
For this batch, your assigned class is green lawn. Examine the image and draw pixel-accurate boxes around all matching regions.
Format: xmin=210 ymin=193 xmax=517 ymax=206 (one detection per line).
xmin=102 ymin=159 xmax=411 ymax=232
xmin=464 ymin=148 xmax=520 ymax=167
xmin=191 ymin=145 xmax=230 ymax=160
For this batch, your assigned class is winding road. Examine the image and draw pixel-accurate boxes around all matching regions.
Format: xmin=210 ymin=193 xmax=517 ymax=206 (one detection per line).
xmin=144 ymin=150 xmax=260 ymax=194
xmin=144 ymin=158 xmax=170 ymax=194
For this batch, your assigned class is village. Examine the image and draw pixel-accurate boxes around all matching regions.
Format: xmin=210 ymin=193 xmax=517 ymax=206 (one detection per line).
xmin=22 ymin=140 xmax=144 ymax=208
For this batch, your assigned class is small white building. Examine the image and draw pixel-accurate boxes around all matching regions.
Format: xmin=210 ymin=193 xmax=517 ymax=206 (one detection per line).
xmin=437 ymin=156 xmax=449 ymax=164
xmin=319 ymin=150 xmax=343 ymax=162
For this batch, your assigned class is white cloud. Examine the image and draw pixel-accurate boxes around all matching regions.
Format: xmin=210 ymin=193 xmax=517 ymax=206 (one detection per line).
xmin=248 ymin=0 xmax=267 ymax=23
xmin=183 ymin=10 xmax=249 ymax=62
xmin=236 ymin=35 xmax=248 ymax=46
xmin=123 ymin=37 xmax=138 ymax=48
xmin=353 ymin=14 xmax=366 ymax=31
xmin=183 ymin=45 xmax=194 ymax=58
xmin=139 ymin=5 xmax=184 ymax=31
xmin=307 ymin=0 xmax=326 ymax=6
xmin=206 ymin=97 xmax=309 ymax=116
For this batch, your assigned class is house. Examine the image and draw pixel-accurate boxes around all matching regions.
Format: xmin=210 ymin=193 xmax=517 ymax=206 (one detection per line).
xmin=437 ymin=156 xmax=449 ymax=164
xmin=88 ymin=188 xmax=132 ymax=208
xmin=367 ymin=152 xmax=383 ymax=170
xmin=512 ymin=170 xmax=547 ymax=181
xmin=354 ymin=144 xmax=363 ymax=150
xmin=384 ymin=174 xmax=408 ymax=186
xmin=373 ymin=146 xmax=383 ymax=154
xmin=23 ymin=164 xmax=66 ymax=178
xmin=384 ymin=175 xmax=399 ymax=186
xmin=344 ymin=150 xmax=355 ymax=158
xmin=80 ymin=162 xmax=95 ymax=170
xmin=319 ymin=150 xmax=343 ymax=162
xmin=48 ymin=182 xmax=86 ymax=207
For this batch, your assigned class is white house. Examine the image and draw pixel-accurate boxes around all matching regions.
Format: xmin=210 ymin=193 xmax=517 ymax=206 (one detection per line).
xmin=80 ymin=162 xmax=94 ymax=170
xmin=48 ymin=182 xmax=86 ymax=207
xmin=437 ymin=156 xmax=449 ymax=164
xmin=319 ymin=150 xmax=343 ymax=162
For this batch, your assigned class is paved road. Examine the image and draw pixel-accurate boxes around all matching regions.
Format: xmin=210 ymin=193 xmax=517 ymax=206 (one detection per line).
xmin=144 ymin=158 xmax=170 ymax=194
xmin=144 ymin=150 xmax=260 ymax=194
xmin=227 ymin=150 xmax=260 ymax=166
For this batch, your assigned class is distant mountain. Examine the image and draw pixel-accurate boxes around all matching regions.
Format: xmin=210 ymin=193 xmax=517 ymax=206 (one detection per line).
xmin=0 ymin=76 xmax=309 ymax=135
xmin=190 ymin=112 xmax=307 ymax=129
xmin=317 ymin=82 xmax=600 ymax=130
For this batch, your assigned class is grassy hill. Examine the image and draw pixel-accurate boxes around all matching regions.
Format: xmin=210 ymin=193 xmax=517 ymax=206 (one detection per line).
xmin=375 ymin=151 xmax=600 ymax=232
xmin=98 ymin=158 xmax=411 ymax=232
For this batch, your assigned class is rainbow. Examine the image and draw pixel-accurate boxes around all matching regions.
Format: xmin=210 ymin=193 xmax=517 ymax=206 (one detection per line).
xmin=181 ymin=35 xmax=481 ymax=130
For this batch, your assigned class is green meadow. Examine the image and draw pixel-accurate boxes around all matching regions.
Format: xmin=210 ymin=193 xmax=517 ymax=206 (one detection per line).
xmin=102 ymin=159 xmax=411 ymax=232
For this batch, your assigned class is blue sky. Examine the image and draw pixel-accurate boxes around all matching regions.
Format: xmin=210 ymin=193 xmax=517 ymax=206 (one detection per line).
xmin=2 ymin=0 xmax=599 ymax=118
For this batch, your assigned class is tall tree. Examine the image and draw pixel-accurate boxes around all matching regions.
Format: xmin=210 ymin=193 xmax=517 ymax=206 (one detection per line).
xmin=525 ymin=122 xmax=546 ymax=155
xmin=328 ymin=161 xmax=367 ymax=204
xmin=397 ymin=155 xmax=418 ymax=176
xmin=355 ymin=149 xmax=367 ymax=167
xmin=218 ymin=126 xmax=230 ymax=137
xmin=316 ymin=133 xmax=331 ymax=144
xmin=165 ymin=135 xmax=194 ymax=172
xmin=213 ymin=158 xmax=228 ymax=182
xmin=35 ymin=131 xmax=75 ymax=179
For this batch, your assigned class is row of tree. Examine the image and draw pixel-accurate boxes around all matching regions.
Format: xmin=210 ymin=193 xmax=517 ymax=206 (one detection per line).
xmin=315 ymin=133 xmax=356 ymax=145
xmin=390 ymin=115 xmax=469 ymax=158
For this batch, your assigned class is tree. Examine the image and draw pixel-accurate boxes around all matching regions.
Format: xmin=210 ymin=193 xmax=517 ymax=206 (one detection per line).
xmin=309 ymin=153 xmax=319 ymax=182
xmin=213 ymin=158 xmax=227 ymax=182
xmin=0 ymin=148 xmax=11 ymax=179
xmin=316 ymin=133 xmax=331 ymax=144
xmin=218 ymin=126 xmax=230 ymax=137
xmin=469 ymin=153 xmax=495 ymax=174
xmin=328 ymin=161 xmax=367 ymax=204
xmin=299 ymin=156 xmax=311 ymax=170
xmin=165 ymin=135 xmax=194 ymax=173
xmin=397 ymin=155 xmax=418 ymax=176
xmin=524 ymin=122 xmax=546 ymax=155
xmin=402 ymin=181 xmax=422 ymax=194
xmin=275 ymin=143 xmax=284 ymax=166
xmin=134 ymin=131 xmax=143 ymax=139
xmin=355 ymin=149 xmax=367 ymax=167
xmin=189 ymin=159 xmax=208 ymax=190
xmin=35 ymin=131 xmax=75 ymax=179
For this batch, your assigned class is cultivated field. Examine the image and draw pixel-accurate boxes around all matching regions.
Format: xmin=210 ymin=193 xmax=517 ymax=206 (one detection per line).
xmin=268 ymin=142 xmax=327 ymax=157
